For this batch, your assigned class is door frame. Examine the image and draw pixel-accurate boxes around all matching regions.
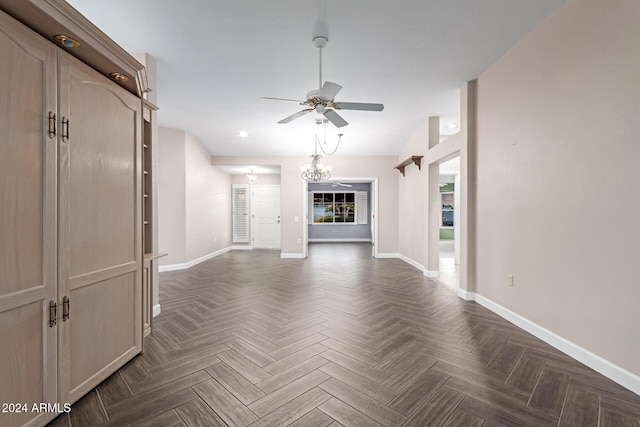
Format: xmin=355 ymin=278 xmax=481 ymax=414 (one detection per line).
xmin=302 ymin=177 xmax=379 ymax=258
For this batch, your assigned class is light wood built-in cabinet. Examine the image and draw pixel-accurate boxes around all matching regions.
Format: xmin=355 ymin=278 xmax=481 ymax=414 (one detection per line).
xmin=58 ymin=50 xmax=143 ymax=405
xmin=142 ymin=102 xmax=164 ymax=338
xmin=0 ymin=13 xmax=57 ymax=427
xmin=0 ymin=4 xmax=151 ymax=426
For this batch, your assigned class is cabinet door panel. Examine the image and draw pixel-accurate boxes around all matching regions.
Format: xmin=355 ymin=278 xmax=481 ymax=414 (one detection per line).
xmin=67 ymin=79 xmax=137 ymax=277
xmin=69 ymin=272 xmax=137 ymax=389
xmin=0 ymin=302 xmax=46 ymax=427
xmin=0 ymin=10 xmax=57 ymax=427
xmin=58 ymin=51 xmax=142 ymax=403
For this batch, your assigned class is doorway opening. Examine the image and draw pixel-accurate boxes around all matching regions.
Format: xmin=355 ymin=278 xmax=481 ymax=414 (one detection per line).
xmin=303 ymin=177 xmax=378 ymax=259
xmin=438 ymin=156 xmax=460 ymax=289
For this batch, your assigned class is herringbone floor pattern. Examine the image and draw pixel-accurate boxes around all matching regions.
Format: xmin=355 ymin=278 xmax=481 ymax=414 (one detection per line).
xmin=49 ymin=243 xmax=640 ymax=426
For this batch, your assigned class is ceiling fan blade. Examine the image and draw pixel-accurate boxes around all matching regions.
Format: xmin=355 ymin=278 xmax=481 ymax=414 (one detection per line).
xmin=320 ymin=181 xmax=352 ymax=187
xmin=323 ymin=109 xmax=348 ymax=128
xmin=278 ymin=108 xmax=313 ymax=124
xmin=333 ymin=102 xmax=384 ymax=111
xmin=318 ymin=81 xmax=342 ymax=100
xmin=260 ymin=96 xmax=305 ymax=103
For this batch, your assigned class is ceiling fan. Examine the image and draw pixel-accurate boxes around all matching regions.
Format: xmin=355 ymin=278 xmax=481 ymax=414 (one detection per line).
xmin=320 ymin=181 xmax=352 ymax=188
xmin=261 ymin=35 xmax=384 ymax=128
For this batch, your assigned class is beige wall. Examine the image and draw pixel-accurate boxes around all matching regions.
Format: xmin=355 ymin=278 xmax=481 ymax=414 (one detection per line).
xmin=394 ymin=0 xmax=639 ymax=382
xmin=158 ymin=127 xmax=186 ymax=265
xmin=474 ymin=0 xmax=639 ymax=376
xmin=397 ymin=118 xmax=465 ymax=273
xmin=184 ymin=133 xmax=232 ymax=261
xmin=158 ymin=127 xmax=232 ymax=266
xmin=397 ymin=119 xmax=431 ymax=265
xmin=212 ymin=156 xmax=399 ymax=255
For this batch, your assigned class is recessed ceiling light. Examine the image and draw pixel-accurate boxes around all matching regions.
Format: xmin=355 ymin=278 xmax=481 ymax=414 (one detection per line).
xmin=238 ymin=131 xmax=248 ymax=138
xmin=109 ymin=72 xmax=129 ymax=82
xmin=54 ymin=35 xmax=80 ymax=48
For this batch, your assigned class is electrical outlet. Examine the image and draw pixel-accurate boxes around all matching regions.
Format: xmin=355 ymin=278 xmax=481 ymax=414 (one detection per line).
xmin=508 ymin=274 xmax=514 ymax=287
xmin=297 ymin=238 xmax=301 ymax=244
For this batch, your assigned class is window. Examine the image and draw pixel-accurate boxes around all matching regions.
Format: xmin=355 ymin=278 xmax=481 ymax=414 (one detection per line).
xmin=310 ymin=192 xmax=368 ymax=224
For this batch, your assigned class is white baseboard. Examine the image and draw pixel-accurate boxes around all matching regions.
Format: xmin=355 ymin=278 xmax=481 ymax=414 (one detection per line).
xmin=377 ymin=253 xmax=435 ymax=277
xmin=398 ymin=254 xmax=425 ymax=272
xmin=231 ymin=245 xmax=253 ymax=250
xmin=383 ymin=254 xmax=445 ymax=280
xmin=463 ymin=291 xmax=640 ymax=396
xmin=457 ymin=288 xmax=475 ymax=301
xmin=308 ymin=238 xmax=372 ymax=243
xmin=375 ymin=253 xmax=399 ymax=259
xmin=159 ymin=247 xmax=231 ymax=272
xmin=280 ymin=253 xmax=306 ymax=259
xmin=152 ymin=304 xmax=161 ymax=317
xmin=376 ymin=253 xmax=426 ymax=273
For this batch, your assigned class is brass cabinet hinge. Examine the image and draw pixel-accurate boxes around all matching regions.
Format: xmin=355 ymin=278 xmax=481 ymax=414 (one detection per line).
xmin=48 ymin=297 xmax=70 ymax=327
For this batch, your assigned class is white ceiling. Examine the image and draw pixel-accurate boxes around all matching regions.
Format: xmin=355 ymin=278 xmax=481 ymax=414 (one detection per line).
xmin=67 ymin=0 xmax=564 ymax=157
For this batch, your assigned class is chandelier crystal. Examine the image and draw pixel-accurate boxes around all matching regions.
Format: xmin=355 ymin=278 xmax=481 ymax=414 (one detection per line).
xmin=301 ymin=122 xmax=342 ymax=182
xmin=301 ymin=154 xmax=331 ymax=182
xmin=246 ymin=169 xmax=258 ymax=182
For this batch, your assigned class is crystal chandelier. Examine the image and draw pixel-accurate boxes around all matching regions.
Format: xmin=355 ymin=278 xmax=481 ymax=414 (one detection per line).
xmin=301 ymin=121 xmax=342 ymax=182
xmin=246 ymin=169 xmax=258 ymax=182
xmin=301 ymin=153 xmax=331 ymax=182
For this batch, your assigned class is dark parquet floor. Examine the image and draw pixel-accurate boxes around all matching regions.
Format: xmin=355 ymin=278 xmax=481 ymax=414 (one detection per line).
xmin=48 ymin=243 xmax=640 ymax=426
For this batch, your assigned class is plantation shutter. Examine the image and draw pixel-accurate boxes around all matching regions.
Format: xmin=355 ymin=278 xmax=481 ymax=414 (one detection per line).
xmin=308 ymin=191 xmax=315 ymax=224
xmin=232 ymin=184 xmax=249 ymax=242
xmin=356 ymin=191 xmax=368 ymax=224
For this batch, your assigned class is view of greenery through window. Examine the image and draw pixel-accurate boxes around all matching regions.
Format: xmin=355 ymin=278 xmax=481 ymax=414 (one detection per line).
xmin=312 ymin=192 xmax=356 ymax=223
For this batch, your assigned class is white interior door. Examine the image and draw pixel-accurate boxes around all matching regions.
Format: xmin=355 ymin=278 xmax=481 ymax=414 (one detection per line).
xmin=252 ymin=185 xmax=281 ymax=249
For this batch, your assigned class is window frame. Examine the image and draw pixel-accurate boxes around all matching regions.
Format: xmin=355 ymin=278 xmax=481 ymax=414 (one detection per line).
xmin=310 ymin=191 xmax=357 ymax=225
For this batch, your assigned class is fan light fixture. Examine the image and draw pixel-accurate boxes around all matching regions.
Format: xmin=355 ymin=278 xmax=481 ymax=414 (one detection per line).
xmin=247 ymin=169 xmax=258 ymax=182
xmin=260 ymin=33 xmax=384 ymax=128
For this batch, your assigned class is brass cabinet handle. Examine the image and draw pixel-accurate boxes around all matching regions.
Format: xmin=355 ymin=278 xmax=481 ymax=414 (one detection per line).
xmin=62 ymin=296 xmax=70 ymax=322
xmin=61 ymin=116 xmax=70 ymax=142
xmin=48 ymin=111 xmax=56 ymax=139
xmin=49 ymin=300 xmax=57 ymax=327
